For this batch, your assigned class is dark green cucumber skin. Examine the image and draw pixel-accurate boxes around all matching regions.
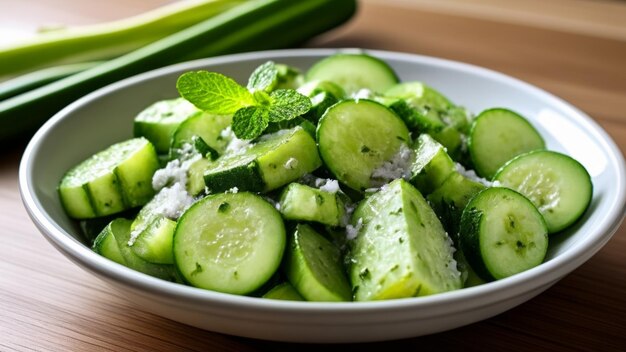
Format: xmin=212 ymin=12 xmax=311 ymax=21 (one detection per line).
xmin=204 ymin=161 xmax=265 ymax=193
xmin=0 ymin=0 xmax=357 ymax=142
xmin=0 ymin=61 xmax=100 ymax=101
xmin=459 ymin=207 xmax=490 ymax=281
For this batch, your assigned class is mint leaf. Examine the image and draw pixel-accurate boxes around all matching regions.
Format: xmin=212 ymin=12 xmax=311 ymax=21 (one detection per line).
xmin=177 ymin=71 xmax=254 ymax=115
xmin=267 ymin=89 xmax=312 ymax=122
xmin=232 ymin=106 xmax=269 ymax=140
xmin=247 ymin=61 xmax=278 ymax=91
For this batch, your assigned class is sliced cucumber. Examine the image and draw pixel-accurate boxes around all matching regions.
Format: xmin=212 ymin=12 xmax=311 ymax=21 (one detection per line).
xmin=493 ymin=150 xmax=592 ymax=233
xmin=317 ymin=99 xmax=410 ymax=191
xmin=131 ymin=217 xmax=176 ymax=264
xmin=285 ymin=224 xmax=352 ymax=301
xmin=427 ymin=172 xmax=486 ymax=237
xmin=262 ymin=282 xmax=305 ymax=301
xmin=59 ymin=138 xmax=159 ymax=219
xmin=186 ymin=157 xmax=211 ymax=196
xmin=169 ymin=111 xmax=231 ymax=158
xmin=306 ymin=53 xmax=399 ymax=95
xmin=468 ymin=108 xmax=545 ymax=179
xmin=409 ymin=133 xmax=456 ymax=195
xmin=297 ymin=80 xmax=345 ymax=100
xmin=348 ymin=179 xmax=462 ymax=301
xmin=204 ymin=126 xmax=321 ymax=193
xmin=106 ymin=218 xmax=179 ymax=281
xmin=173 ymin=192 xmax=286 ymax=295
xmin=278 ymin=183 xmax=345 ymax=227
xmin=459 ymin=187 xmax=549 ymax=280
xmin=133 ymin=98 xmax=200 ymax=153
xmin=92 ymin=222 xmax=126 ymax=265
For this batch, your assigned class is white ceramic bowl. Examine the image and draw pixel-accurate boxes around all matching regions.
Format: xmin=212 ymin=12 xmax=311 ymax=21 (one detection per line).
xmin=19 ymin=49 xmax=626 ymax=343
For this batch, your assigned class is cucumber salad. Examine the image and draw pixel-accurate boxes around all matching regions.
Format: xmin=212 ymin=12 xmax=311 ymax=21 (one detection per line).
xmin=59 ymin=53 xmax=593 ymax=301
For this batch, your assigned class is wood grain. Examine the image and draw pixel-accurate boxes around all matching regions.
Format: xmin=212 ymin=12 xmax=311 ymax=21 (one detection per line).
xmin=1 ymin=1 xmax=625 ymax=351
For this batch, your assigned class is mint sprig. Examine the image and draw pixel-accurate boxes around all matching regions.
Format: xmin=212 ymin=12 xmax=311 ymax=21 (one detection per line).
xmin=177 ymin=62 xmax=311 ymax=140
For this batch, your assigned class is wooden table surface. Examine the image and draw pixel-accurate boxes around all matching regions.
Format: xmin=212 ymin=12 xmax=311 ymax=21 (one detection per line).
xmin=2 ymin=1 xmax=626 ymax=350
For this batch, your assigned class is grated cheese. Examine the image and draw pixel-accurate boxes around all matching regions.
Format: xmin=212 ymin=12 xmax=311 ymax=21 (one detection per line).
xmin=370 ymin=144 xmax=413 ymax=187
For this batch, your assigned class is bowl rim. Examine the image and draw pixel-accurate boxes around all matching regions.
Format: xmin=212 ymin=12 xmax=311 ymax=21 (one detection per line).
xmin=18 ymin=48 xmax=626 ymax=317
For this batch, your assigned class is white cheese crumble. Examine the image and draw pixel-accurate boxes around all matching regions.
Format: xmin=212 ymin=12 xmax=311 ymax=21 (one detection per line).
xmin=351 ymin=88 xmax=374 ymax=101
xmin=221 ymin=127 xmax=251 ymax=155
xmin=319 ymin=179 xmax=340 ymax=193
xmin=226 ymin=187 xmax=239 ymax=194
xmin=454 ymin=162 xmax=492 ymax=187
xmin=284 ymin=157 xmax=299 ymax=170
xmin=345 ymin=218 xmax=363 ymax=240
xmin=370 ymin=144 xmax=413 ymax=186
xmin=129 ymin=145 xmax=198 ymax=246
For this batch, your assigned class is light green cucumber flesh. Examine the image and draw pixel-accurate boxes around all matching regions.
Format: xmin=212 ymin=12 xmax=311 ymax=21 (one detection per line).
xmin=131 ymin=217 xmax=176 ymax=264
xmin=469 ymin=108 xmax=545 ymax=179
xmin=173 ymin=192 xmax=286 ymax=295
xmin=409 ymin=133 xmax=456 ymax=195
xmin=169 ymin=111 xmax=232 ymax=157
xmin=316 ymin=99 xmax=410 ymax=192
xmin=493 ymin=150 xmax=592 ymax=233
xmin=427 ymin=172 xmax=486 ymax=238
xmin=285 ymin=224 xmax=352 ymax=302
xmin=204 ymin=126 xmax=321 ymax=193
xmin=306 ymin=53 xmax=398 ymax=95
xmin=262 ymin=282 xmax=305 ymax=301
xmin=279 ymin=183 xmax=344 ymax=226
xmin=107 ymin=218 xmax=179 ymax=281
xmin=59 ymin=138 xmax=159 ymax=219
xmin=133 ymin=98 xmax=201 ymax=153
xmin=92 ymin=224 xmax=126 ymax=266
xmin=349 ymin=179 xmax=462 ymax=301
xmin=459 ymin=187 xmax=549 ymax=280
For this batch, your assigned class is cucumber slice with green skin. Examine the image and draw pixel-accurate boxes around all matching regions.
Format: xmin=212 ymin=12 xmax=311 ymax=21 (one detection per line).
xmin=133 ymin=98 xmax=200 ymax=153
xmin=459 ymin=187 xmax=549 ymax=280
xmin=493 ymin=150 xmax=592 ymax=233
xmin=186 ymin=157 xmax=211 ymax=196
xmin=105 ymin=218 xmax=180 ymax=281
xmin=386 ymin=82 xmax=470 ymax=130
xmin=204 ymin=126 xmax=321 ymax=193
xmin=262 ymin=282 xmax=305 ymax=301
xmin=92 ymin=222 xmax=126 ymax=266
xmin=285 ymin=224 xmax=352 ymax=302
xmin=297 ymin=80 xmax=346 ymax=100
xmin=278 ymin=183 xmax=345 ymax=227
xmin=348 ymin=179 xmax=462 ymax=301
xmin=317 ymin=99 xmax=410 ymax=192
xmin=427 ymin=172 xmax=486 ymax=238
xmin=468 ymin=108 xmax=545 ymax=179
xmin=169 ymin=111 xmax=231 ymax=159
xmin=59 ymin=138 xmax=159 ymax=219
xmin=306 ymin=53 xmax=399 ymax=95
xmin=409 ymin=134 xmax=456 ymax=195
xmin=131 ymin=217 xmax=176 ymax=264
xmin=173 ymin=192 xmax=286 ymax=295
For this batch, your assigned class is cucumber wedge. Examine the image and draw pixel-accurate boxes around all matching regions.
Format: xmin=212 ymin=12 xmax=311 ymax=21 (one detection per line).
xmin=285 ymin=224 xmax=352 ymax=301
xmin=317 ymin=99 xmax=410 ymax=191
xmin=100 ymin=218 xmax=180 ymax=281
xmin=169 ymin=111 xmax=232 ymax=158
xmin=131 ymin=217 xmax=176 ymax=264
xmin=348 ymin=179 xmax=462 ymax=301
xmin=204 ymin=126 xmax=321 ymax=193
xmin=409 ymin=133 xmax=456 ymax=195
xmin=278 ymin=183 xmax=345 ymax=227
xmin=262 ymin=282 xmax=305 ymax=301
xmin=468 ymin=108 xmax=545 ymax=179
xmin=173 ymin=192 xmax=286 ymax=294
xmin=459 ymin=187 xmax=549 ymax=280
xmin=493 ymin=150 xmax=592 ymax=233
xmin=133 ymin=98 xmax=201 ymax=153
xmin=59 ymin=138 xmax=159 ymax=219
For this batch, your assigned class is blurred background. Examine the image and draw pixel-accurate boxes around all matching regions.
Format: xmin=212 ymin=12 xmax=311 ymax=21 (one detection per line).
xmin=2 ymin=0 xmax=625 ymax=46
